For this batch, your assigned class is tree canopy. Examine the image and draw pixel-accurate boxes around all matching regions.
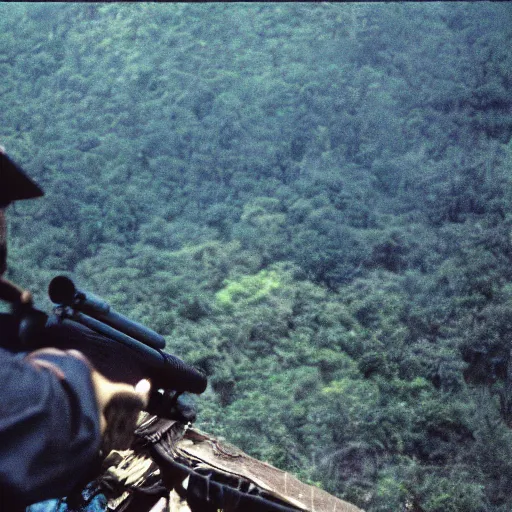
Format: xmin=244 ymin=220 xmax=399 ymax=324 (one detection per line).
xmin=2 ymin=2 xmax=512 ymax=510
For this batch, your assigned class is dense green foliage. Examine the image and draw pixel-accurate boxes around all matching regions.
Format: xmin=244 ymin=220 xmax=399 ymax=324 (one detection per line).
xmin=2 ymin=3 xmax=512 ymax=510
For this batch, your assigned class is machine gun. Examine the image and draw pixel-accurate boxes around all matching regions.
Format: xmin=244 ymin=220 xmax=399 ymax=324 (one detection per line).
xmin=19 ymin=275 xmax=207 ymax=421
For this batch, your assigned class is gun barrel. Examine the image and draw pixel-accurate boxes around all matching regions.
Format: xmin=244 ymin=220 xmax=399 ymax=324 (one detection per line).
xmin=93 ymin=309 xmax=166 ymax=350
xmin=49 ymin=276 xmax=166 ymax=350
xmin=67 ymin=311 xmax=207 ymax=394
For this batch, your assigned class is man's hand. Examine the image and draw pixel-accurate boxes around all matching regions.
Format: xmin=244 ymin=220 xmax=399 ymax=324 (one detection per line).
xmin=89 ymin=369 xmax=149 ymax=435
xmin=25 ymin=348 xmax=150 ymax=453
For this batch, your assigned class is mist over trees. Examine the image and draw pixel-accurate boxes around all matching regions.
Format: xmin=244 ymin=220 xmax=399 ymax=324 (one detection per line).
xmin=2 ymin=3 xmax=512 ymax=510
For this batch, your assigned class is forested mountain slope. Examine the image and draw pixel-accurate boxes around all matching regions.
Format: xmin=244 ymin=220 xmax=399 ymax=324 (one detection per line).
xmin=1 ymin=3 xmax=512 ymax=510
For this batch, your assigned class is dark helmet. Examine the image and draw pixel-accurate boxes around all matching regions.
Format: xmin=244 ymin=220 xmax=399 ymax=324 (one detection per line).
xmin=0 ymin=151 xmax=44 ymax=208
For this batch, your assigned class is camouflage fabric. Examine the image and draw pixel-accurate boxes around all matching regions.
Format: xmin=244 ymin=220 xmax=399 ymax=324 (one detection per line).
xmin=96 ymin=414 xmax=364 ymax=512
xmin=26 ymin=413 xmax=363 ymax=512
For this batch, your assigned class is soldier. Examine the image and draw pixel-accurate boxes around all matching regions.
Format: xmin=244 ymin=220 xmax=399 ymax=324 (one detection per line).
xmin=0 ymin=147 xmax=149 ymax=510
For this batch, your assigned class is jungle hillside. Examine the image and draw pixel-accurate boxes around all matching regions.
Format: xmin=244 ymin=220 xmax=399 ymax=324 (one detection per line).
xmin=2 ymin=3 xmax=512 ymax=510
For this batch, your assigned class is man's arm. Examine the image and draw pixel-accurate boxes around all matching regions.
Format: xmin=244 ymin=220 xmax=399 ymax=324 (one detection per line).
xmin=0 ymin=347 xmax=101 ymax=508
xmin=0 ymin=347 xmax=148 ymax=509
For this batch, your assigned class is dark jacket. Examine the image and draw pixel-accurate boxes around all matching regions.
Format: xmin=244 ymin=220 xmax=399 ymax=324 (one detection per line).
xmin=0 ymin=314 xmax=101 ymax=509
